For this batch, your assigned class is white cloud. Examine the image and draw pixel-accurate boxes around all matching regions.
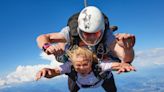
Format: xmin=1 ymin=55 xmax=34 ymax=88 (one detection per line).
xmin=134 ymin=48 xmax=164 ymax=67
xmin=0 ymin=52 xmax=63 ymax=87
xmin=0 ymin=79 xmax=5 ymax=86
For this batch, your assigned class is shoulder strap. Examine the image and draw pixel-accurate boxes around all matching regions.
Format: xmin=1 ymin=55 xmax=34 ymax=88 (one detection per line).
xmin=92 ymin=61 xmax=111 ymax=80
xmin=67 ymin=12 xmax=81 ymax=50
xmin=67 ymin=12 xmax=79 ymax=37
xmin=95 ymin=13 xmax=109 ymax=59
xmin=95 ymin=13 xmax=119 ymax=60
xmin=65 ymin=65 xmax=77 ymax=81
xmin=92 ymin=62 xmax=102 ymax=80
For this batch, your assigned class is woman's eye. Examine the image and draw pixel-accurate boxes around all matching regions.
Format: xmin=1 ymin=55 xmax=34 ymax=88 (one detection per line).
xmin=76 ymin=65 xmax=80 ymax=67
xmin=83 ymin=64 xmax=88 ymax=67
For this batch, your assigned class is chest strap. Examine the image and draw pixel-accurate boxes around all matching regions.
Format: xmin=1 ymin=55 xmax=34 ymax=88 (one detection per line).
xmin=78 ymin=79 xmax=102 ymax=88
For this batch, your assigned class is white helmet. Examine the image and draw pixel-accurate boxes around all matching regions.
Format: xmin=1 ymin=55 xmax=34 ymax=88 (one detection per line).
xmin=77 ymin=6 xmax=105 ymax=46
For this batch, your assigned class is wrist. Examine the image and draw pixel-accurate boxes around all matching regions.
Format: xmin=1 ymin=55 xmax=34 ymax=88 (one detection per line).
xmin=122 ymin=48 xmax=134 ymax=63
xmin=42 ymin=43 xmax=51 ymax=51
xmin=111 ymin=62 xmax=121 ymax=70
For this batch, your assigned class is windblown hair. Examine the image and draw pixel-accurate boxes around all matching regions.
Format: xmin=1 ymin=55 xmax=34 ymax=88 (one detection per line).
xmin=67 ymin=47 xmax=98 ymax=63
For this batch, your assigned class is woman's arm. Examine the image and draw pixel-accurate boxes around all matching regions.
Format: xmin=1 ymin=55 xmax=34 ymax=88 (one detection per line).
xmin=35 ymin=62 xmax=71 ymax=81
xmin=35 ymin=68 xmax=61 ymax=81
xmin=100 ymin=61 xmax=136 ymax=74
xmin=111 ymin=62 xmax=135 ymax=74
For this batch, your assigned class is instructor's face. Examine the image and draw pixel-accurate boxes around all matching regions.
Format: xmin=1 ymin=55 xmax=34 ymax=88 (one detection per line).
xmin=78 ymin=28 xmax=103 ymax=46
xmin=79 ymin=30 xmax=102 ymax=46
xmin=73 ymin=55 xmax=92 ymax=76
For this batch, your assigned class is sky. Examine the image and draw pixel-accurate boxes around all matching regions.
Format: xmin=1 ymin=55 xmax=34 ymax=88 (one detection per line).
xmin=0 ymin=0 xmax=164 ymax=91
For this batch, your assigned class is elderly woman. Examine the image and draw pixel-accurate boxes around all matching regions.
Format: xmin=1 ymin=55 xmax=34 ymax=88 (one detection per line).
xmin=36 ymin=47 xmax=135 ymax=92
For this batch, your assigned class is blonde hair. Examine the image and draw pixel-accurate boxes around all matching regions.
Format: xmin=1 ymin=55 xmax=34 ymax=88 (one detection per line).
xmin=67 ymin=47 xmax=98 ymax=63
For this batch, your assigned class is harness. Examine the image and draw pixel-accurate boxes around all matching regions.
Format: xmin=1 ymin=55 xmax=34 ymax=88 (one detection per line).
xmin=65 ymin=62 xmax=111 ymax=88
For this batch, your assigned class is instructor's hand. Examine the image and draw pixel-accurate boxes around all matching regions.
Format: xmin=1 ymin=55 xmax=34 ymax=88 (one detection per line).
xmin=115 ymin=33 xmax=135 ymax=49
xmin=45 ymin=43 xmax=65 ymax=56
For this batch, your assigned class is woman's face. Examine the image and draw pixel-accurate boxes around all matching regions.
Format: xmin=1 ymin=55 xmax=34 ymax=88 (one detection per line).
xmin=72 ymin=55 xmax=92 ymax=76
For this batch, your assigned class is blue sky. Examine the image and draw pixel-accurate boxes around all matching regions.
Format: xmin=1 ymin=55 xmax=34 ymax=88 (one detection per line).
xmin=0 ymin=0 xmax=164 ymax=91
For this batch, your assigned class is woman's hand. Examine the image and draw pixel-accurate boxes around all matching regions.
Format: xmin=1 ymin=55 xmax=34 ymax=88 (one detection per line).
xmin=35 ymin=68 xmax=58 ymax=81
xmin=117 ymin=62 xmax=136 ymax=74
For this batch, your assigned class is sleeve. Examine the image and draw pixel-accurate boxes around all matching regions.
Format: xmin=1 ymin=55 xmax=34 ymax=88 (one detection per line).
xmin=59 ymin=26 xmax=71 ymax=43
xmin=99 ymin=61 xmax=113 ymax=72
xmin=57 ymin=62 xmax=71 ymax=74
